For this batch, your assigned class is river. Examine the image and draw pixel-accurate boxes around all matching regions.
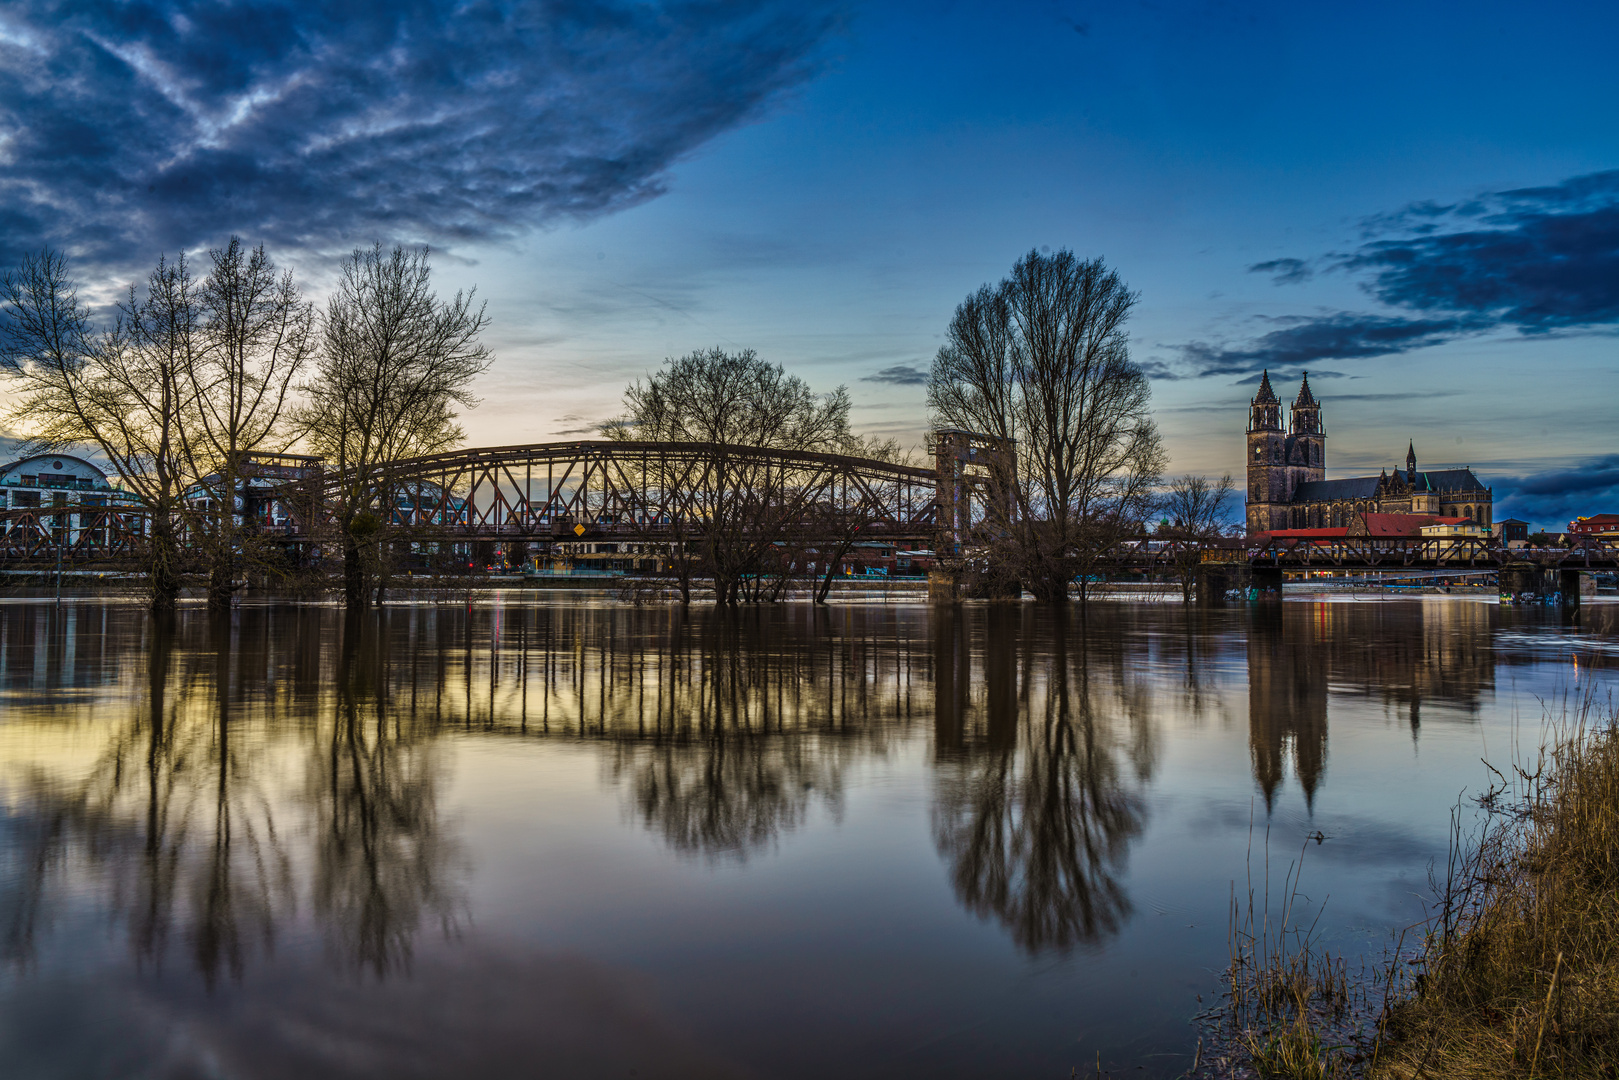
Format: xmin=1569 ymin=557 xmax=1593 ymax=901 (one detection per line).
xmin=0 ymin=595 xmax=1614 ymax=1079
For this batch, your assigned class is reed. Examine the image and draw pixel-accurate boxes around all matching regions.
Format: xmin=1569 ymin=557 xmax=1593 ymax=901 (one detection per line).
xmin=1221 ymin=819 xmax=1360 ymax=1079
xmin=1373 ymin=687 xmax=1619 ymax=1079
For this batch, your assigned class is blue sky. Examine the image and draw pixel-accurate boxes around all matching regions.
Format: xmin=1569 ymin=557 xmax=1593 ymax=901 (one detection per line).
xmin=2 ymin=1 xmax=1616 ymax=527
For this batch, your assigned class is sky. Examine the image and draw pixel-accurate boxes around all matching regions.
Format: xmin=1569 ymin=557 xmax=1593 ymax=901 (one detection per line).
xmin=0 ymin=0 xmax=1616 ymax=528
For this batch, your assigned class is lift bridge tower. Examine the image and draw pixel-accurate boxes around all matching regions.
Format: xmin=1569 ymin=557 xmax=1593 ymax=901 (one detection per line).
xmin=931 ymin=429 xmax=1015 ymax=597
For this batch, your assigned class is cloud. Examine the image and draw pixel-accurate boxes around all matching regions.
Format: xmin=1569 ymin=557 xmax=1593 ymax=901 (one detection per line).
xmin=1345 ymin=171 xmax=1619 ymax=330
xmin=1248 ymin=257 xmax=1312 ymax=285
xmin=1490 ymin=454 xmax=1619 ymax=529
xmin=0 ymin=1 xmax=842 ymax=270
xmin=1171 ymin=313 xmax=1485 ymax=378
xmin=862 ymin=364 xmax=930 ymax=386
xmin=1171 ymin=169 xmax=1619 ymax=377
xmin=1229 ymin=368 xmax=1345 ymax=385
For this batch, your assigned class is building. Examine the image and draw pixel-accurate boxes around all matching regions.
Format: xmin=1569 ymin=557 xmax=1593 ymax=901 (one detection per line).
xmin=1245 ymin=371 xmax=1493 ymax=535
xmin=1570 ymin=514 xmax=1619 ymax=536
xmin=0 ymin=452 xmax=139 ymax=549
xmin=1497 ymin=518 xmax=1530 ymax=545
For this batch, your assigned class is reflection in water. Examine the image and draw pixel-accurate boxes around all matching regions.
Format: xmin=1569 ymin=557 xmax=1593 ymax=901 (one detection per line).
xmin=0 ymin=599 xmax=1517 ymax=984
xmin=0 ymin=596 xmax=1544 ymax=1078
xmin=0 ymin=607 xmax=461 ymax=984
xmin=1245 ymin=602 xmax=1495 ymax=807
xmin=931 ymin=607 xmax=1150 ymax=953
xmin=312 ymin=615 xmax=463 ymax=975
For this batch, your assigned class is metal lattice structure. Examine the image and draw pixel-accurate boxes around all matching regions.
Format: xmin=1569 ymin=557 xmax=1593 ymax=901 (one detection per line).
xmin=0 ymin=506 xmax=150 ymax=561
xmin=321 ymin=440 xmax=942 ymax=543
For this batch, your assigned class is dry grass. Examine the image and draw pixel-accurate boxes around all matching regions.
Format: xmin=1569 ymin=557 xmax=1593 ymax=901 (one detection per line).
xmin=1215 ymin=689 xmax=1619 ymax=1080
xmin=1219 ymin=824 xmax=1364 ymax=1080
xmin=1373 ymin=689 xmax=1619 ymax=1079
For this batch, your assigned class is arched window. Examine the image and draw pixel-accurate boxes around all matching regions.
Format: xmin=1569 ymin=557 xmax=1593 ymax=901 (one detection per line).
xmin=1464 ymin=505 xmax=1473 ymax=518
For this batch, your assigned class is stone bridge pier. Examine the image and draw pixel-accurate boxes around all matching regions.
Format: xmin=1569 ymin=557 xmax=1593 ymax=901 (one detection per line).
xmin=1499 ymin=562 xmax=1590 ymax=613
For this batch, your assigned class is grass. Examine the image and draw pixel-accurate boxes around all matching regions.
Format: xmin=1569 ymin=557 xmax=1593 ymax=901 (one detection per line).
xmin=1219 ymin=818 xmax=1361 ymax=1080
xmin=1373 ymin=688 xmax=1619 ymax=1079
xmin=1217 ymin=688 xmax=1619 ymax=1080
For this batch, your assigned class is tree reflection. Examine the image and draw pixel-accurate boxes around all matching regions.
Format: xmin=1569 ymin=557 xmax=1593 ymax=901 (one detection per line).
xmin=602 ymin=608 xmax=898 ymax=861
xmin=0 ymin=613 xmax=293 ymax=985
xmin=0 ymin=608 xmax=459 ymax=984
xmin=308 ymin=613 xmax=463 ymax=975
xmin=931 ymin=608 xmax=1147 ymax=954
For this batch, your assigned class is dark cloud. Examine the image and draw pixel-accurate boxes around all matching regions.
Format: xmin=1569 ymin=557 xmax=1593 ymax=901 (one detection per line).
xmin=1169 ymin=169 xmax=1619 ymax=378
xmin=1248 ymin=257 xmax=1312 ymax=285
xmin=0 ymin=1 xmax=841 ymax=269
xmin=1346 ymin=171 xmax=1619 ymax=330
xmin=862 ymin=364 xmax=930 ymax=386
xmin=1171 ymin=313 xmax=1485 ymax=378
xmin=1491 ymin=455 xmax=1619 ymax=529
xmin=1229 ymin=368 xmax=1344 ymax=385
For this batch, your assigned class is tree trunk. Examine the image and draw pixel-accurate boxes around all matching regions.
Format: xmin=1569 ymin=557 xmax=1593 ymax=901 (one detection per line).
xmin=343 ymin=531 xmax=368 ymax=608
xmin=149 ymin=511 xmax=182 ymax=615
xmin=207 ymin=554 xmax=234 ymax=611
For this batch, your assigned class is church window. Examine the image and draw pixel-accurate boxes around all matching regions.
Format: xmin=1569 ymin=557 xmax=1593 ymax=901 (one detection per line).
xmin=1464 ymin=505 xmax=1473 ymax=519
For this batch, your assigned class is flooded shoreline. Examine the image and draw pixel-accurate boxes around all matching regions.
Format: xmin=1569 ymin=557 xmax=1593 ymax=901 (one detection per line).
xmin=1 ymin=598 xmax=1615 ymax=1078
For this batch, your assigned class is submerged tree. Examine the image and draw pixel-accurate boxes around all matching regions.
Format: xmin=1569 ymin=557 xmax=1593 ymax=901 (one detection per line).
xmin=297 ymin=244 xmax=493 ymax=608
xmin=605 ymin=347 xmax=853 ymax=604
xmin=928 ymin=249 xmax=1165 ymax=601
xmin=1160 ymin=472 xmax=1237 ymax=604
xmin=189 ymin=238 xmax=315 ymax=610
xmin=1 ymin=251 xmax=201 ymax=612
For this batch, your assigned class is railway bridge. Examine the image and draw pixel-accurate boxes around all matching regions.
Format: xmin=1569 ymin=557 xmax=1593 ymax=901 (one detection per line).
xmin=3 ymin=433 xmax=1616 ymax=608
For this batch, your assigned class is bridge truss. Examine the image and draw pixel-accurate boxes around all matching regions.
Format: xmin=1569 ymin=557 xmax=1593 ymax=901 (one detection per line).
xmin=321 ymin=440 xmax=942 ymax=544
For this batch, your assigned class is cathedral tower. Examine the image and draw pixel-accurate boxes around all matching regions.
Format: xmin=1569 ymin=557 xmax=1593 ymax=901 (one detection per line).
xmin=1287 ymin=372 xmax=1326 ymax=487
xmin=1246 ymin=371 xmax=1288 ymax=534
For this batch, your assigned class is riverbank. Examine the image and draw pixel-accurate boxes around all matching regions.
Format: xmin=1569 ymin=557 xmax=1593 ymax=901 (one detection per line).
xmin=1217 ymin=692 xmax=1619 ymax=1079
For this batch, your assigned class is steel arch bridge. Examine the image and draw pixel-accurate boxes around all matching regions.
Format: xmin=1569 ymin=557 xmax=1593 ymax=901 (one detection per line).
xmin=316 ymin=440 xmax=943 ymax=544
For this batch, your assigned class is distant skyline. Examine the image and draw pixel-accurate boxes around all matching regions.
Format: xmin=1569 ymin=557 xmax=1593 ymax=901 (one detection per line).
xmin=1 ymin=1 xmax=1615 ymax=528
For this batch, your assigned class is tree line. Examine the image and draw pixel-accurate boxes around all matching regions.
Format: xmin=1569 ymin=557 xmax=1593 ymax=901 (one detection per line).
xmin=2 ymin=241 xmax=1232 ymax=612
xmin=607 ymin=249 xmax=1234 ymax=606
xmin=0 ymin=242 xmax=491 ymax=612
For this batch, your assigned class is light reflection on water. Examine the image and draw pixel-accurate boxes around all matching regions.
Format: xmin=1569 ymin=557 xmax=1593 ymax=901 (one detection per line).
xmin=0 ymin=597 xmax=1615 ymax=1079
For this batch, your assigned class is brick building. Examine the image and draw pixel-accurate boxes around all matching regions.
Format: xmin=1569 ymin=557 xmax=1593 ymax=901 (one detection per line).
xmin=1245 ymin=371 xmax=1493 ymax=536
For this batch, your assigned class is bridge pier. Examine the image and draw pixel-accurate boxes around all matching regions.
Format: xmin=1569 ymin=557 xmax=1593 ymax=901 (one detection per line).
xmin=1251 ymin=566 xmax=1284 ymax=605
xmin=1560 ymin=569 xmax=1585 ymax=613
xmin=928 ymin=569 xmax=961 ymax=603
xmin=1500 ymin=562 xmax=1553 ymax=607
xmin=1195 ymin=564 xmax=1242 ymax=607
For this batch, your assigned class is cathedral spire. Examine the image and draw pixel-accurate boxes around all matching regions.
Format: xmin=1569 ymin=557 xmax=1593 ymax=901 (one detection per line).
xmin=1293 ymin=370 xmax=1317 ymax=407
xmin=1406 ymin=441 xmax=1417 ymax=484
xmin=1249 ymin=370 xmax=1281 ymax=432
xmin=1289 ymin=370 xmax=1322 ymax=436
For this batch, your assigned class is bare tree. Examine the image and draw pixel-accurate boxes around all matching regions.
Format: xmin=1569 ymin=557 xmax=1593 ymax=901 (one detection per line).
xmin=2 ymin=250 xmax=201 ymax=612
xmin=605 ymin=347 xmax=852 ymax=604
xmin=928 ymin=249 xmax=1165 ymax=602
xmin=808 ymin=434 xmax=917 ymax=603
xmin=297 ymin=244 xmax=492 ymax=608
xmin=189 ymin=238 xmax=316 ymax=609
xmin=1159 ymin=473 xmax=1236 ymax=603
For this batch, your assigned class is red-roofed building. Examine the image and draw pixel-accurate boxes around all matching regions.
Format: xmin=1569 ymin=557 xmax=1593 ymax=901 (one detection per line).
xmin=1570 ymin=514 xmax=1619 ymax=536
xmin=1253 ymin=513 xmax=1478 ymax=545
xmin=1352 ymin=513 xmax=1471 ymax=538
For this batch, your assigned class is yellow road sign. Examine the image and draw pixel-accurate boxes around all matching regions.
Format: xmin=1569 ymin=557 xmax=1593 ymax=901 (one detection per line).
xmin=573 ymin=524 xmax=586 ymax=536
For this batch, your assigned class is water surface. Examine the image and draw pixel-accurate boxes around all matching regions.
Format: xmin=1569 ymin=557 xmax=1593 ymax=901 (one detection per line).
xmin=1 ymin=596 xmax=1615 ymax=1079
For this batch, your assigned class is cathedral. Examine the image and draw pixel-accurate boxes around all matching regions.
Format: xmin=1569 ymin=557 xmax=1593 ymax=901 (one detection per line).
xmin=1245 ymin=371 xmax=1493 ymax=535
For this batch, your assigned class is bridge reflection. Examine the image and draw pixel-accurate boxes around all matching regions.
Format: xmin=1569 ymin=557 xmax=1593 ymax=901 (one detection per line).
xmin=0 ymin=597 xmax=1516 ymax=984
